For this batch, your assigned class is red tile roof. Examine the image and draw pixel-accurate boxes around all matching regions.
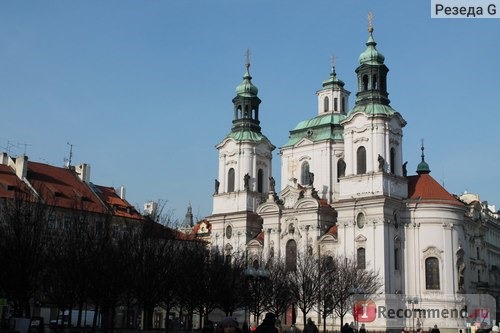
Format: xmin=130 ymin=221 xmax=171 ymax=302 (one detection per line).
xmin=27 ymin=162 xmax=107 ymax=213
xmin=94 ymin=185 xmax=144 ymax=220
xmin=326 ymin=225 xmax=338 ymax=237
xmin=0 ymin=164 xmax=29 ymax=199
xmin=407 ymin=174 xmax=464 ymax=207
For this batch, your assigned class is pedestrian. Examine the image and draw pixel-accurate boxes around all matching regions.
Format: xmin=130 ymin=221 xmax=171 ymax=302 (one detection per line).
xmin=221 ymin=317 xmax=242 ymax=333
xmin=303 ymin=318 xmax=319 ymax=333
xmin=359 ymin=324 xmax=367 ymax=333
xmin=255 ymin=313 xmax=278 ymax=333
xmin=430 ymin=325 xmax=440 ymax=333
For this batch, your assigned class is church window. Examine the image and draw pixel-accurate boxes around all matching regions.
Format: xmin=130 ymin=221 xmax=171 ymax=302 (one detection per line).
xmin=334 ymin=97 xmax=338 ymax=112
xmin=324 ymin=96 xmax=329 ymax=112
xmin=341 ymin=97 xmax=346 ymax=113
xmin=225 ymin=254 xmax=232 ymax=263
xmin=286 ymin=239 xmax=297 ymax=272
xmin=225 ymin=225 xmax=233 ymax=239
xmin=357 ymin=146 xmax=366 ymax=174
xmin=425 ymin=257 xmax=440 ymax=290
xmin=325 ymin=256 xmax=334 ymax=270
xmin=244 ymin=105 xmax=249 ymax=118
xmin=337 ymin=158 xmax=346 ymax=182
xmin=257 ymin=169 xmax=264 ymax=193
xmin=227 ymin=168 xmax=235 ymax=192
xmin=308 ymin=246 xmax=313 ymax=256
xmin=372 ymin=74 xmax=378 ymax=89
xmin=390 ymin=148 xmax=396 ymax=174
xmin=357 ymin=247 xmax=366 ymax=269
xmin=252 ymin=259 xmax=259 ymax=269
xmin=362 ymin=75 xmax=369 ymax=91
xmin=356 ymin=213 xmax=365 ymax=229
xmin=301 ymin=161 xmax=310 ymax=185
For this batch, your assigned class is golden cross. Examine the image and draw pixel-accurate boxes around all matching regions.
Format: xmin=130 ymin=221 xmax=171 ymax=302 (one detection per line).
xmin=245 ymin=49 xmax=251 ymax=67
xmin=330 ymin=54 xmax=337 ymax=67
xmin=368 ymin=12 xmax=374 ymax=32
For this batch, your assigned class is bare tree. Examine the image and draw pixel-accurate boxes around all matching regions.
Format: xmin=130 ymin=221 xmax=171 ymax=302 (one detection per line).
xmin=287 ymin=253 xmax=321 ymax=326
xmin=0 ymin=187 xmax=53 ymax=318
xmin=316 ymin=256 xmax=339 ymax=333
xmin=263 ymin=259 xmax=293 ymax=322
xmin=331 ymin=257 xmax=382 ymax=329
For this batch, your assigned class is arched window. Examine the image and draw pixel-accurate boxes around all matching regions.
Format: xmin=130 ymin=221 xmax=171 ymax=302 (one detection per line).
xmin=252 ymin=259 xmax=259 ymax=269
xmin=257 ymin=169 xmax=264 ymax=193
xmin=425 ymin=257 xmax=440 ymax=290
xmin=227 ymin=168 xmax=235 ymax=192
xmin=357 ymin=247 xmax=366 ymax=269
xmin=324 ymin=96 xmax=329 ymax=112
xmin=372 ymin=74 xmax=378 ymax=89
xmin=286 ymin=239 xmax=297 ymax=272
xmin=341 ymin=97 xmax=346 ymax=113
xmin=301 ymin=161 xmax=310 ymax=185
xmin=337 ymin=158 xmax=346 ymax=181
xmin=334 ymin=97 xmax=338 ymax=111
xmin=390 ymin=148 xmax=396 ymax=174
xmin=357 ymin=146 xmax=366 ymax=174
xmin=362 ymin=75 xmax=369 ymax=91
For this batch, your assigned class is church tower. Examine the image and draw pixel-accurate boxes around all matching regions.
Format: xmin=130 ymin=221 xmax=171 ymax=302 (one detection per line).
xmin=280 ymin=63 xmax=350 ymax=203
xmin=335 ymin=18 xmax=408 ymax=296
xmin=209 ymin=54 xmax=275 ymax=260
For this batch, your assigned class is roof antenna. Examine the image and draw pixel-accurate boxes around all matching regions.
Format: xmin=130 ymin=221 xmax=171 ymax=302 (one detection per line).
xmin=64 ymin=142 xmax=74 ymax=168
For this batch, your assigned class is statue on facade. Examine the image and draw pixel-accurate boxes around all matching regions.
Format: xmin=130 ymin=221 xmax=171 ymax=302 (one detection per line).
xmin=269 ymin=176 xmax=276 ymax=192
xmin=338 ymin=159 xmax=346 ymax=178
xmin=456 ymin=246 xmax=466 ymax=292
xmin=378 ymin=154 xmax=385 ymax=172
xmin=402 ymin=161 xmax=408 ymax=177
xmin=214 ymin=179 xmax=220 ymax=195
xmin=244 ymin=173 xmax=250 ymax=190
xmin=308 ymin=171 xmax=314 ymax=186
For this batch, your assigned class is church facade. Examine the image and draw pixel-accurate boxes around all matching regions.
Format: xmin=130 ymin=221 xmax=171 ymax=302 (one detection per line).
xmin=206 ymin=26 xmax=500 ymax=331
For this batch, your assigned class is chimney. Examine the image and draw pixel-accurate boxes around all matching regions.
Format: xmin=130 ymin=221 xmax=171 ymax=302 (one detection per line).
xmin=15 ymin=155 xmax=28 ymax=179
xmin=0 ymin=152 xmax=8 ymax=165
xmin=118 ymin=185 xmax=126 ymax=200
xmin=75 ymin=163 xmax=91 ymax=183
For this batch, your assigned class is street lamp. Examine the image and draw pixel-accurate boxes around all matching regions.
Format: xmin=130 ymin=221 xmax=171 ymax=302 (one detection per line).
xmin=244 ymin=266 xmax=269 ymax=324
xmin=406 ymin=297 xmax=420 ymax=333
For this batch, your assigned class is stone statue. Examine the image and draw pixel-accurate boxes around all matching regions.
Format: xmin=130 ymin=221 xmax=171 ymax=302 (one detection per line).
xmin=456 ymin=247 xmax=466 ymax=292
xmin=244 ymin=173 xmax=250 ymax=190
xmin=338 ymin=159 xmax=346 ymax=177
xmin=269 ymin=176 xmax=276 ymax=192
xmin=402 ymin=161 xmax=408 ymax=177
xmin=214 ymin=179 xmax=220 ymax=195
xmin=378 ymin=154 xmax=385 ymax=172
xmin=308 ymin=171 xmax=314 ymax=186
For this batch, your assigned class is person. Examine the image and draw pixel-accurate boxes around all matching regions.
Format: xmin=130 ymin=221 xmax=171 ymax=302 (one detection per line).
xmin=490 ymin=326 xmax=499 ymax=333
xmin=304 ymin=318 xmax=319 ymax=333
xmin=221 ymin=317 xmax=242 ymax=333
xmin=341 ymin=323 xmax=354 ymax=333
xmin=255 ymin=313 xmax=278 ymax=333
xmin=359 ymin=324 xmax=366 ymax=333
xmin=430 ymin=325 xmax=440 ymax=333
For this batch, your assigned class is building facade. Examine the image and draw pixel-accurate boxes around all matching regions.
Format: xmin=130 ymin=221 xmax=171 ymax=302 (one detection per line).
xmin=206 ymin=25 xmax=500 ymax=331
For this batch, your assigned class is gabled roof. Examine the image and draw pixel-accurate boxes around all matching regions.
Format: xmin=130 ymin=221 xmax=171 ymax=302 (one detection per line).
xmin=407 ymin=174 xmax=464 ymax=207
xmin=27 ymin=162 xmax=107 ymax=213
xmin=94 ymin=185 xmax=143 ymax=220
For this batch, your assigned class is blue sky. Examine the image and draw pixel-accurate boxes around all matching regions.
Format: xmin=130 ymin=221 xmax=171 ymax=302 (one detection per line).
xmin=0 ymin=1 xmax=498 ymax=222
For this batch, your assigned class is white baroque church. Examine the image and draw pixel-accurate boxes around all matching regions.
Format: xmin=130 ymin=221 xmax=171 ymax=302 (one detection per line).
xmin=204 ymin=24 xmax=500 ymax=331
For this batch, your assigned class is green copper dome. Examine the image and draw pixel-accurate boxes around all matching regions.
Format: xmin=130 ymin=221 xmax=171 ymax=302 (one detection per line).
xmin=416 ymin=144 xmax=431 ymax=175
xmin=322 ymin=66 xmax=345 ymax=88
xmin=359 ymin=29 xmax=385 ymax=65
xmin=236 ymin=64 xmax=258 ymax=97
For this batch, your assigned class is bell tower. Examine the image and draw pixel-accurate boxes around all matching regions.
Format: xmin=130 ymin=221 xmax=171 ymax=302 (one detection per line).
xmin=209 ymin=52 xmax=275 ymax=260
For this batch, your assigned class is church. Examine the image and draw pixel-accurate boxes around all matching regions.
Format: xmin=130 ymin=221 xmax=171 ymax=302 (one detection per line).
xmin=203 ymin=22 xmax=500 ymax=331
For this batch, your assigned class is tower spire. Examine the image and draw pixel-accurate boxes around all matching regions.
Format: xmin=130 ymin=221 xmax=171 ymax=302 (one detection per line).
xmin=416 ymin=139 xmax=431 ymax=174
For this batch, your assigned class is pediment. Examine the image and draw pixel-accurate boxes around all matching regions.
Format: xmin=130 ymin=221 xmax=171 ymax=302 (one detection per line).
xmin=294 ymin=137 xmax=314 ymax=148
xmin=280 ymin=185 xmax=303 ymax=209
xmin=294 ymin=197 xmax=319 ymax=210
xmin=355 ymin=234 xmax=367 ymax=242
xmin=257 ymin=201 xmax=281 ymax=214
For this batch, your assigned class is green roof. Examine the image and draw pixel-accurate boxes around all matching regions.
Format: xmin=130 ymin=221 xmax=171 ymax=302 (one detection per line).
xmin=349 ymin=103 xmax=396 ymax=117
xmin=282 ymin=113 xmax=345 ymax=147
xmin=225 ymin=130 xmax=269 ymax=143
